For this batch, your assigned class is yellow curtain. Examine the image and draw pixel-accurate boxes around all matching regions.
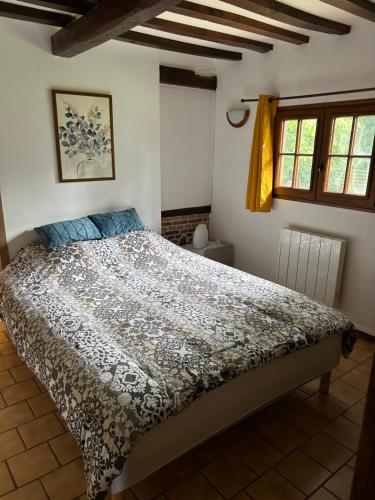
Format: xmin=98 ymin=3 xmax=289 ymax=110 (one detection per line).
xmin=245 ymin=95 xmax=278 ymax=212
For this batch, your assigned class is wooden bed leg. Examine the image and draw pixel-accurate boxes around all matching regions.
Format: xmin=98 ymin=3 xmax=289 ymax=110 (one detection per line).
xmin=319 ymin=370 xmax=332 ymax=394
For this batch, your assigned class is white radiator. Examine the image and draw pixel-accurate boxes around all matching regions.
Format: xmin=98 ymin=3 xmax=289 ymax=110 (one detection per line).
xmin=277 ymin=228 xmax=347 ymax=307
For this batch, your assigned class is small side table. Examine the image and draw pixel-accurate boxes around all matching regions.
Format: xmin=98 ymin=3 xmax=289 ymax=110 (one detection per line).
xmin=183 ymin=241 xmax=234 ymax=266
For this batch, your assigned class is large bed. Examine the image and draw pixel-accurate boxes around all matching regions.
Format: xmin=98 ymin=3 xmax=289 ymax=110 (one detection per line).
xmin=0 ymin=228 xmax=355 ymax=500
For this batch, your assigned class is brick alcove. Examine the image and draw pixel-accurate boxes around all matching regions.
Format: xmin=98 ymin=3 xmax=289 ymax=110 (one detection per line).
xmin=161 ymin=206 xmax=211 ymax=246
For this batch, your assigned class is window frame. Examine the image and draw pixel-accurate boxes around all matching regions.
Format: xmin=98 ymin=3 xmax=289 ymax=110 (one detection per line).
xmin=274 ymin=108 xmax=324 ymax=202
xmin=273 ymin=98 xmax=375 ymax=212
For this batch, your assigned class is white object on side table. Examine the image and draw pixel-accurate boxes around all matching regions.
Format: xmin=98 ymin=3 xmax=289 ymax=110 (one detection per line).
xmin=193 ymin=223 xmax=209 ymax=249
xmin=183 ymin=240 xmax=234 ymax=266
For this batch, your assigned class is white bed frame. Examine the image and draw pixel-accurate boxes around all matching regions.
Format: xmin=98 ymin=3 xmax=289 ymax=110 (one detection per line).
xmin=0 ymin=198 xmax=340 ymax=499
xmin=111 ymin=333 xmax=340 ymax=496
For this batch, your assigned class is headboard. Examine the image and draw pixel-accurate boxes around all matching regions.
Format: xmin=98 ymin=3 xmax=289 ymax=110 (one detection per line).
xmin=0 ymin=193 xmax=10 ymax=269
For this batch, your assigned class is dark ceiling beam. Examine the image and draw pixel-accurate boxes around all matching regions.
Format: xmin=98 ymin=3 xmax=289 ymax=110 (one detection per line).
xmin=16 ymin=0 xmax=92 ymax=15
xmin=117 ymin=31 xmax=242 ymax=60
xmin=51 ymin=0 xmax=184 ymax=57
xmin=144 ymin=17 xmax=273 ymax=52
xmin=0 ymin=2 xmax=243 ymax=60
xmin=320 ymin=0 xmax=375 ymax=22
xmin=0 ymin=0 xmax=72 ymax=26
xmin=160 ymin=66 xmax=217 ymax=90
xmin=224 ymin=0 xmax=351 ymax=34
xmin=170 ymin=1 xmax=309 ymax=45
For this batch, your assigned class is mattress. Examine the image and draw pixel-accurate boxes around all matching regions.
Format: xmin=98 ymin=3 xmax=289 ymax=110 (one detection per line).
xmin=111 ymin=333 xmax=342 ymax=493
xmin=0 ymin=229 xmax=354 ymax=499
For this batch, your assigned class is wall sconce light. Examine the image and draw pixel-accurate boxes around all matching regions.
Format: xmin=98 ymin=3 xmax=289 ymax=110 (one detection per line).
xmin=226 ymin=108 xmax=250 ymax=128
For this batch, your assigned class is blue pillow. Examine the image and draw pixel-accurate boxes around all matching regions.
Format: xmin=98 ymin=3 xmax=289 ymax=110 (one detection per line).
xmin=35 ymin=217 xmax=102 ymax=250
xmin=88 ymin=208 xmax=144 ymax=238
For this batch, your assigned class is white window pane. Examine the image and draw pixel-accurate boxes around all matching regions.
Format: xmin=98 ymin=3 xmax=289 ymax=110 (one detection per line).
xmin=325 ymin=157 xmax=347 ymax=193
xmin=282 ymin=120 xmax=298 ymax=153
xmin=279 ymin=155 xmax=294 ymax=187
xmin=347 ymin=158 xmax=371 ymax=196
xmin=299 ymin=119 xmax=317 ymax=154
xmin=331 ymin=116 xmax=353 ymax=155
xmin=353 ymin=115 xmax=375 ymax=156
xmin=296 ymin=156 xmax=313 ymax=190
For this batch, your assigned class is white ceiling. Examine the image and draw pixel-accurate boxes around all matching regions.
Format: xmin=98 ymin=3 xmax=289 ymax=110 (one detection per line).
xmin=144 ymin=0 xmax=371 ymax=46
xmin=4 ymin=0 xmax=375 ymax=70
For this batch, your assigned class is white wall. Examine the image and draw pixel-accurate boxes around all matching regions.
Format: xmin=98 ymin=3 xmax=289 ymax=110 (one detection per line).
xmin=160 ymin=84 xmax=215 ymax=210
xmin=0 ymin=19 xmax=161 ymax=257
xmin=211 ymin=22 xmax=375 ymax=335
xmin=1 ymin=12 xmax=374 ymax=334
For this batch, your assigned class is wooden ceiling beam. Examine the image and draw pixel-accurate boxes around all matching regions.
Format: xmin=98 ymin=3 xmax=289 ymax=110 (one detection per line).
xmin=224 ymin=0 xmax=351 ymax=34
xmin=16 ymin=0 xmax=91 ymax=15
xmin=144 ymin=17 xmax=273 ymax=52
xmin=170 ymin=1 xmax=309 ymax=45
xmin=0 ymin=0 xmax=72 ymax=26
xmin=320 ymin=0 xmax=375 ymax=22
xmin=160 ymin=66 xmax=217 ymax=90
xmin=117 ymin=31 xmax=242 ymax=60
xmin=0 ymin=2 xmax=242 ymax=60
xmin=51 ymin=0 xmax=183 ymax=57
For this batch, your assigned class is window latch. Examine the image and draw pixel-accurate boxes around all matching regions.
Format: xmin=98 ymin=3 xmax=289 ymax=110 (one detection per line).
xmin=318 ymin=163 xmax=325 ymax=172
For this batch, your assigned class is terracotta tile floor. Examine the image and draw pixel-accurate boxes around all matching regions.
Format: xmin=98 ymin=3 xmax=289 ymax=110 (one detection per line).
xmin=0 ymin=320 xmax=372 ymax=500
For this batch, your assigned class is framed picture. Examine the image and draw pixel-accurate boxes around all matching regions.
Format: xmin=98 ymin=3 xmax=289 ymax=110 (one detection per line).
xmin=52 ymin=90 xmax=115 ymax=182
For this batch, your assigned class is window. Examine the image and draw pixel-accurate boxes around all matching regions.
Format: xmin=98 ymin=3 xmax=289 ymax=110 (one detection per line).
xmin=274 ymin=100 xmax=375 ymax=211
xmin=277 ymin=117 xmax=318 ymax=190
xmin=324 ymin=115 xmax=374 ymax=196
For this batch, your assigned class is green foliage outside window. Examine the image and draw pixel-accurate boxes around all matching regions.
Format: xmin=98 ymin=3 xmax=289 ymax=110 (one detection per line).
xmin=279 ymin=118 xmax=317 ymax=189
xmin=279 ymin=114 xmax=375 ymax=196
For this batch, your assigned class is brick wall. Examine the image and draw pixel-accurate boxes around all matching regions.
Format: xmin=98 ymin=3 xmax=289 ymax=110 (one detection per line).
xmin=161 ymin=209 xmax=210 ymax=246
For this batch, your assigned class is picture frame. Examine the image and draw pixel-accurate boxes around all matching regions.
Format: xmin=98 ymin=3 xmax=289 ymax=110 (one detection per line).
xmin=51 ymin=90 xmax=116 ymax=182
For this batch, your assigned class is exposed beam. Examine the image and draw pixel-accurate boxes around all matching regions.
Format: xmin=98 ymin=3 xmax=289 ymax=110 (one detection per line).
xmin=160 ymin=66 xmax=217 ymax=90
xmin=0 ymin=0 xmax=72 ymax=26
xmin=51 ymin=0 xmax=183 ymax=57
xmin=171 ymin=1 xmax=309 ymax=45
xmin=320 ymin=0 xmax=375 ymax=23
xmin=0 ymin=2 xmax=243 ymax=60
xmin=162 ymin=205 xmax=211 ymax=217
xmin=144 ymin=17 xmax=272 ymax=52
xmin=224 ymin=0 xmax=351 ymax=34
xmin=17 ymin=0 xmax=92 ymax=15
xmin=117 ymin=31 xmax=242 ymax=60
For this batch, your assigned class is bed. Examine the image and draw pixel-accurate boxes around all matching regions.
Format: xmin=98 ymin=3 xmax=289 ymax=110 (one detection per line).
xmin=0 ymin=228 xmax=355 ymax=500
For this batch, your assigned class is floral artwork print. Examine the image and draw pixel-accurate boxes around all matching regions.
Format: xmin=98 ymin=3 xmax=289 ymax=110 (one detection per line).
xmin=60 ymin=104 xmax=111 ymax=161
xmin=0 ymin=230 xmax=355 ymax=499
xmin=52 ymin=91 xmax=115 ymax=182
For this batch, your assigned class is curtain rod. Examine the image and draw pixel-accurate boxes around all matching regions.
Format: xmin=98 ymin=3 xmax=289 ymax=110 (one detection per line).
xmin=240 ymin=86 xmax=375 ymax=103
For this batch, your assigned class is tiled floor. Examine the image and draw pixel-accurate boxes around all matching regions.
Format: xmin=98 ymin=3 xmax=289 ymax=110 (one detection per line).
xmin=0 ymin=320 xmax=373 ymax=500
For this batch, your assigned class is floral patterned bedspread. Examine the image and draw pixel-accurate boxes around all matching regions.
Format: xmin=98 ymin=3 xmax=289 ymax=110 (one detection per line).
xmin=0 ymin=229 xmax=355 ymax=499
